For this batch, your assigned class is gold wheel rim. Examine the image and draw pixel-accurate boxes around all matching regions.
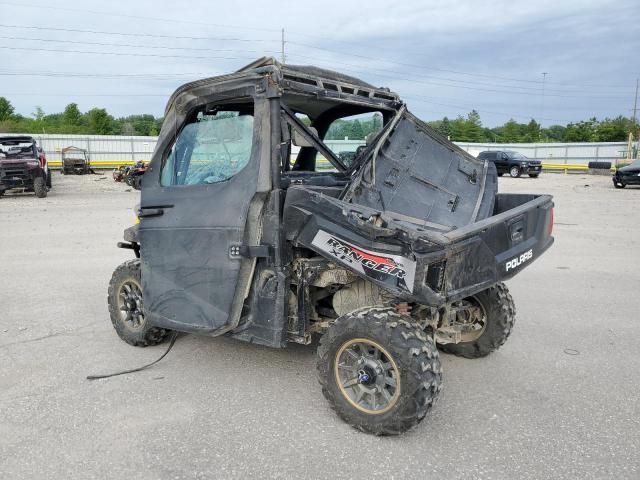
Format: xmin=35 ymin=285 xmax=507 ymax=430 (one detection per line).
xmin=334 ymin=338 xmax=401 ymax=415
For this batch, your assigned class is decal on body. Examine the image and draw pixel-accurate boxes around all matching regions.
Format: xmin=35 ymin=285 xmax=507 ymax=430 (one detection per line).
xmin=505 ymin=249 xmax=533 ymax=271
xmin=311 ymin=230 xmax=416 ymax=293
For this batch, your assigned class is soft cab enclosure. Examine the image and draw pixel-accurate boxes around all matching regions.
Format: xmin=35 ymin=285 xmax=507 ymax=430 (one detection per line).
xmin=134 ymin=57 xmax=554 ymax=336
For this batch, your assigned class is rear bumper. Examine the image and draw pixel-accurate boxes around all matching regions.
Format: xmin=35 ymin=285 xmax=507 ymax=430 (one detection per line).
xmin=412 ymin=232 xmax=554 ymax=306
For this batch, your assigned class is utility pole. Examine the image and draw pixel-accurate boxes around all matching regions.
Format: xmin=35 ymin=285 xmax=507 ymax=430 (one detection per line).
xmin=540 ymin=72 xmax=548 ymax=127
xmin=281 ymin=28 xmax=286 ymax=64
xmin=633 ymin=78 xmax=638 ymax=133
xmin=632 ymin=78 xmax=639 ymax=161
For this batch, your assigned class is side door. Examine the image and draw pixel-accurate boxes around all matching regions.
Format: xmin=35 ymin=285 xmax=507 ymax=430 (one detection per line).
xmin=138 ymin=97 xmax=271 ymax=334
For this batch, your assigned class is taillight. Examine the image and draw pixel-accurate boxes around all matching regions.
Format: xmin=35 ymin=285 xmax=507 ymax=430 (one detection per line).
xmin=548 ymin=208 xmax=554 ymax=236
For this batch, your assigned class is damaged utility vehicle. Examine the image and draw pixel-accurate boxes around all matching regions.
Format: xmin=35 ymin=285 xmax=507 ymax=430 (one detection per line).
xmin=0 ymin=136 xmax=51 ymax=198
xmin=108 ymin=58 xmax=554 ymax=435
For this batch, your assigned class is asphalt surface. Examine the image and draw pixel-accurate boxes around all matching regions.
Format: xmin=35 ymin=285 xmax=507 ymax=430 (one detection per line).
xmin=1 ymin=172 xmax=638 ymax=479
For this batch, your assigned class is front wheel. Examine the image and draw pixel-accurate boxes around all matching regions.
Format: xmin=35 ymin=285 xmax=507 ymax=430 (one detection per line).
xmin=509 ymin=166 xmax=521 ymax=178
xmin=107 ymin=259 xmax=169 ymax=347
xmin=34 ymin=176 xmax=47 ymax=198
xmin=317 ymin=307 xmax=442 ymax=435
xmin=438 ymin=283 xmax=515 ymax=359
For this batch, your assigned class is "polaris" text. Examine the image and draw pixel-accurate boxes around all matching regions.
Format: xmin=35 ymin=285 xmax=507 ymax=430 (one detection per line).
xmin=505 ymin=249 xmax=533 ymax=271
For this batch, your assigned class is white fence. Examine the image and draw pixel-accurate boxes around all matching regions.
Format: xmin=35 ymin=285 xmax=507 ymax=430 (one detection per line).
xmin=23 ymin=134 xmax=157 ymax=166
xmin=9 ymin=134 xmax=636 ymax=168
xmin=455 ymin=142 xmax=631 ymax=165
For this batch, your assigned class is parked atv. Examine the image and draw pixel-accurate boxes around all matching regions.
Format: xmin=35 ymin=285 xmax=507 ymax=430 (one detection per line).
xmin=124 ymin=161 xmax=147 ymax=190
xmin=0 ymin=135 xmax=51 ymax=198
xmin=107 ymin=58 xmax=554 ymax=435
xmin=112 ymin=165 xmax=127 ymax=182
xmin=61 ymin=146 xmax=93 ymax=175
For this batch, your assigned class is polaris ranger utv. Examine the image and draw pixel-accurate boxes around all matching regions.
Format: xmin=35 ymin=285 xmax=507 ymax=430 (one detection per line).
xmin=108 ymin=58 xmax=554 ymax=435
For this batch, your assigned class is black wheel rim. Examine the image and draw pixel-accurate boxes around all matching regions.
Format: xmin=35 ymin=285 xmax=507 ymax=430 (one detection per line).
xmin=334 ymin=338 xmax=400 ymax=415
xmin=117 ymin=279 xmax=145 ymax=330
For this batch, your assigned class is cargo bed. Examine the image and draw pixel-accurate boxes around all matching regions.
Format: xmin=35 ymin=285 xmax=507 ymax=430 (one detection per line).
xmin=284 ymin=187 xmax=554 ymax=307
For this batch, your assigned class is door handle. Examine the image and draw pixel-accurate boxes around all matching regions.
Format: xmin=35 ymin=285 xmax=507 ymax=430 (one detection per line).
xmin=137 ymin=205 xmax=173 ymax=218
xmin=136 ymin=205 xmax=173 ymax=218
xmin=137 ymin=208 xmax=164 ymax=218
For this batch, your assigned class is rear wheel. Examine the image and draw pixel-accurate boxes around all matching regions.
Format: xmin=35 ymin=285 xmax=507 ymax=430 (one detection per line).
xmin=614 ymin=181 xmax=626 ymax=189
xmin=107 ymin=259 xmax=169 ymax=347
xmin=317 ymin=307 xmax=442 ymax=435
xmin=33 ymin=176 xmax=47 ymax=198
xmin=529 ymin=173 xmax=540 ymax=178
xmin=46 ymin=170 xmax=52 ymax=188
xmin=497 ymin=172 xmax=504 ymax=177
xmin=509 ymin=166 xmax=521 ymax=178
xmin=439 ymin=283 xmax=515 ymax=359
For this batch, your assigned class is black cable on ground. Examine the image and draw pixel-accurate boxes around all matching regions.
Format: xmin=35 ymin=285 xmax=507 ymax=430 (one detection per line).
xmin=86 ymin=331 xmax=179 ymax=381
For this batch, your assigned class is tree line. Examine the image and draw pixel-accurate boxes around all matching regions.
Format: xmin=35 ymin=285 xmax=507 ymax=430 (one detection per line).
xmin=0 ymin=96 xmax=637 ymax=143
xmin=0 ymin=98 xmax=162 ymax=136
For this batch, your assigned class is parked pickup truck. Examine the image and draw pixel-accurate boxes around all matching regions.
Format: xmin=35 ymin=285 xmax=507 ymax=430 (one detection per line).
xmin=107 ymin=57 xmax=554 ymax=435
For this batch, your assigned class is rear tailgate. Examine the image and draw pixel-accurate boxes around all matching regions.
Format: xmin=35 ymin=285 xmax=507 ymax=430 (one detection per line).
xmin=414 ymin=193 xmax=554 ymax=303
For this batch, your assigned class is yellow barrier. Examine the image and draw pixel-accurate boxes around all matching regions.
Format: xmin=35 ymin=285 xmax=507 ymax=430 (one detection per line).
xmin=49 ymin=160 xmax=140 ymax=168
xmin=48 ymin=159 xmax=618 ymax=172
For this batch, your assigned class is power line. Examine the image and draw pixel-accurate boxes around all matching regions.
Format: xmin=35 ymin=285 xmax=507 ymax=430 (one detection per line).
xmin=0 ymin=71 xmax=210 ymax=79
xmin=288 ymin=53 xmax=631 ymax=99
xmin=1 ymin=4 xmax=632 ymax=92
xmin=1 ymin=37 xmax=626 ymax=99
xmin=0 ymin=23 xmax=274 ymax=44
xmin=286 ymin=41 xmax=635 ymax=91
xmin=0 ymin=1 xmax=281 ymax=34
xmin=1 ymin=19 xmax=632 ymax=92
xmin=5 ymin=93 xmax=168 ymax=97
xmin=0 ymin=45 xmax=276 ymax=61
xmin=0 ymin=35 xmax=273 ymax=54
xmin=0 ymin=68 xmax=210 ymax=77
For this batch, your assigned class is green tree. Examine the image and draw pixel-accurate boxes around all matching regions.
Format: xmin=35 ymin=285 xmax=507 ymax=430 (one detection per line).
xmin=0 ymin=97 xmax=15 ymax=121
xmin=437 ymin=117 xmax=451 ymax=138
xmin=31 ymin=106 xmax=46 ymax=133
xmin=542 ymin=125 xmax=565 ymax=142
xmin=593 ymin=116 xmax=632 ymax=142
xmin=501 ymin=119 xmax=522 ymax=142
xmin=349 ymin=119 xmax=364 ymax=140
xmin=563 ymin=119 xmax=596 ymax=142
xmin=87 ymin=108 xmax=116 ymax=134
xmin=62 ymin=103 xmax=83 ymax=126
xmin=448 ymin=115 xmax=466 ymax=141
xmin=523 ymin=119 xmax=541 ymax=142
xmin=463 ymin=110 xmax=485 ymax=142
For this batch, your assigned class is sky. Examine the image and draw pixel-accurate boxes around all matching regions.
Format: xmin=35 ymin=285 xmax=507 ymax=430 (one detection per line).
xmin=0 ymin=0 xmax=638 ymax=127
